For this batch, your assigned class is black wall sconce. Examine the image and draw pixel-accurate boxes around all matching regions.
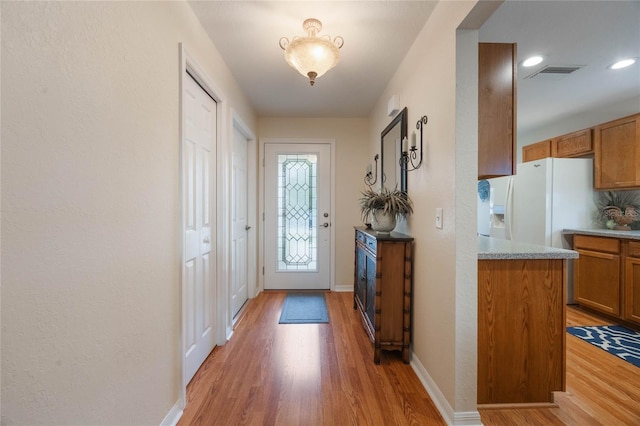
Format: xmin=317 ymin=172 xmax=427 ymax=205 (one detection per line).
xmin=364 ymin=154 xmax=379 ymax=186
xmin=400 ymin=115 xmax=427 ymax=171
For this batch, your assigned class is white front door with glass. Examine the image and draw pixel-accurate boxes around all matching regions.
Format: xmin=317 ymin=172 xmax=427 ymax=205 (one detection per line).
xmin=264 ymin=143 xmax=331 ymax=290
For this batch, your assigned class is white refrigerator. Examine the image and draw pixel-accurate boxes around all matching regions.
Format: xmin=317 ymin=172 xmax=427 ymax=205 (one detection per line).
xmin=480 ymin=157 xmax=596 ymax=302
xmin=510 ymin=157 xmax=595 ymax=248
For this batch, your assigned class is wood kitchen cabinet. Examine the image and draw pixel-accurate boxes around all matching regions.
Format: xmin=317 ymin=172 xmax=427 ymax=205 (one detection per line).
xmin=522 ymin=139 xmax=552 ymax=162
xmin=625 ymin=241 xmax=640 ymax=324
xmin=554 ymin=128 xmax=593 ymax=158
xmin=478 ymin=42 xmax=517 ymax=179
xmin=595 ymin=113 xmax=640 ymax=189
xmin=574 ymin=235 xmax=621 ymax=316
xmin=353 ymin=227 xmax=413 ymax=364
xmin=522 ymin=128 xmax=593 ymax=163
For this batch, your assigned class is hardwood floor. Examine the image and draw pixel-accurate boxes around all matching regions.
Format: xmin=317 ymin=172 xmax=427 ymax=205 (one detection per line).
xmin=179 ymin=293 xmax=640 ymax=425
xmin=179 ymin=291 xmax=445 ymax=425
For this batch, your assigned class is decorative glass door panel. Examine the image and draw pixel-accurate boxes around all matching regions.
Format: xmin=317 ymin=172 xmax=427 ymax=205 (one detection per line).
xmin=277 ymin=154 xmax=318 ymax=271
xmin=264 ymin=143 xmax=331 ymax=290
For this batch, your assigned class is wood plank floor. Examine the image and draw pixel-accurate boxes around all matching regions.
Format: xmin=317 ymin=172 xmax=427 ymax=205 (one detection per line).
xmin=179 ymin=292 xmax=640 ymax=425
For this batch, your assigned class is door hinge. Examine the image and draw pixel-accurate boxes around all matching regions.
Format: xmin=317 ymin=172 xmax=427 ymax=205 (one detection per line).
xmin=262 ymin=266 xmax=265 ymax=275
xmin=263 ymin=212 xmax=265 ymax=221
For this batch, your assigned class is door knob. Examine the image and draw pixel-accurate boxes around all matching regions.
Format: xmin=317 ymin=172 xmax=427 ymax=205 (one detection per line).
xmin=245 ymin=225 xmax=251 ymax=231
xmin=322 ymin=223 xmax=329 ymax=228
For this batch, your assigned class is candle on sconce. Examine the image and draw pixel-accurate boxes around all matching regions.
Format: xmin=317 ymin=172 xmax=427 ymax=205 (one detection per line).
xmin=411 ymin=131 xmax=417 ymax=149
xmin=402 ymin=136 xmax=408 ymax=153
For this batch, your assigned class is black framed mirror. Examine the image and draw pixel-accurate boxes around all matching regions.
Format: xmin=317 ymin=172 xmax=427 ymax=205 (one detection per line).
xmin=380 ymin=107 xmax=408 ymax=193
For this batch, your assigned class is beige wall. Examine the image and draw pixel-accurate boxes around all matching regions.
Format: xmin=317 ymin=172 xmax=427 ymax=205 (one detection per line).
xmin=0 ymin=0 xmax=496 ymax=422
xmin=368 ymin=0 xmax=479 ymax=416
xmin=1 ymin=1 xmax=256 ymax=424
xmin=258 ymin=117 xmax=369 ymax=287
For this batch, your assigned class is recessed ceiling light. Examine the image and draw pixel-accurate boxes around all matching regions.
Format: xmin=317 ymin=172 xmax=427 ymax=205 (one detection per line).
xmin=609 ymin=58 xmax=636 ymax=70
xmin=522 ymin=55 xmax=544 ymax=67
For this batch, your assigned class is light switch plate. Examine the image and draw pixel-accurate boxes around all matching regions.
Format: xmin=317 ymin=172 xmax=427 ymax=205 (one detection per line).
xmin=435 ymin=208 xmax=443 ymax=229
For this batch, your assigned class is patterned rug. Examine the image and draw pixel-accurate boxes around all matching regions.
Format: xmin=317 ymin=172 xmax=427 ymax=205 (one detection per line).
xmin=279 ymin=292 xmax=329 ymax=324
xmin=567 ymin=325 xmax=640 ymax=368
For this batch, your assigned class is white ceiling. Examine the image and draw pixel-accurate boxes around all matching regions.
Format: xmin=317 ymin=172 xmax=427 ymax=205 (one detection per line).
xmin=189 ymin=1 xmax=640 ymax=132
xmin=480 ymin=0 xmax=640 ymax=135
xmin=188 ymin=1 xmax=438 ymax=117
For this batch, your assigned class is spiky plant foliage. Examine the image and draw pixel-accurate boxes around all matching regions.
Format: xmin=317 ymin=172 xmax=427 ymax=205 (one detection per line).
xmin=359 ymin=187 xmax=413 ymax=222
xmin=595 ymin=190 xmax=640 ymax=225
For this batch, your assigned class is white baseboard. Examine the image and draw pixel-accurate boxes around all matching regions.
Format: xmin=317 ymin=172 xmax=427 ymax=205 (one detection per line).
xmin=160 ymin=399 xmax=183 ymax=426
xmin=410 ymin=352 xmax=482 ymax=426
xmin=333 ymin=283 xmax=353 ymax=292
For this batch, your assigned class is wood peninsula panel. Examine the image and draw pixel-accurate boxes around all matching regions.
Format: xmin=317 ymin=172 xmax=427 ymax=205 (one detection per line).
xmin=553 ymin=128 xmax=593 ymax=158
xmin=478 ymin=258 xmax=566 ymax=405
xmin=522 ymin=139 xmax=552 ymax=162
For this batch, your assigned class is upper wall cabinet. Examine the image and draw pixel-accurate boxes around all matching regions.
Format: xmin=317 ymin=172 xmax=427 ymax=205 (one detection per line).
xmin=554 ymin=128 xmax=593 ymax=158
xmin=478 ymin=42 xmax=517 ymax=179
xmin=595 ymin=113 xmax=640 ymax=189
xmin=522 ymin=128 xmax=594 ymax=163
xmin=522 ymin=139 xmax=552 ymax=163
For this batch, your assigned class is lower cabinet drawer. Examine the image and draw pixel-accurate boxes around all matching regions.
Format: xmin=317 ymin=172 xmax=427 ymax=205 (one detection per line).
xmin=574 ymin=234 xmax=620 ymax=254
xmin=628 ymin=241 xmax=640 ymax=258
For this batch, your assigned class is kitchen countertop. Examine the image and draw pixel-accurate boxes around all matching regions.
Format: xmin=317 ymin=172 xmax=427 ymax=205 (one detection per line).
xmin=563 ymin=228 xmax=640 ymax=240
xmin=478 ymin=235 xmax=578 ymax=260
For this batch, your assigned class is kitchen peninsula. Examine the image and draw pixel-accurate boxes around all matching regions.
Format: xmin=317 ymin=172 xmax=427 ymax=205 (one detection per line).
xmin=477 ymin=236 xmax=578 ymax=406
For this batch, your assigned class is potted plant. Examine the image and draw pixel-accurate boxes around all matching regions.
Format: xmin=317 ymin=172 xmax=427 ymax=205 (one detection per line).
xmin=595 ymin=190 xmax=640 ymax=230
xmin=359 ymin=187 xmax=413 ymax=233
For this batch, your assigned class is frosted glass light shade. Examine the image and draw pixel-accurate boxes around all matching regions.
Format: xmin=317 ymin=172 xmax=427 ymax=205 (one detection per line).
xmin=280 ymin=19 xmax=343 ymax=86
xmin=284 ymin=37 xmax=340 ymax=83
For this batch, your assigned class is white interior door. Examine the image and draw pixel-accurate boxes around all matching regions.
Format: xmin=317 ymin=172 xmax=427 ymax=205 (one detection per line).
xmin=231 ymin=127 xmax=249 ymax=317
xmin=183 ymin=73 xmax=216 ymax=384
xmin=264 ymin=143 xmax=331 ymax=290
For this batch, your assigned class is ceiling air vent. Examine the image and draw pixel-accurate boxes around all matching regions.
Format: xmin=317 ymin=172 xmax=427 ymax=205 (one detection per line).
xmin=525 ymin=65 xmax=584 ymax=80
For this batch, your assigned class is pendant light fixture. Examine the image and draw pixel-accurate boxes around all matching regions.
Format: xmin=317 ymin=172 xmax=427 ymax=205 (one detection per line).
xmin=279 ymin=18 xmax=344 ymax=86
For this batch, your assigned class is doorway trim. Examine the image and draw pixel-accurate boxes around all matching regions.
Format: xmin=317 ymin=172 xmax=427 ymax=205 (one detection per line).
xmin=258 ymin=138 xmax=336 ymax=292
xmin=178 ymin=43 xmax=227 ymax=408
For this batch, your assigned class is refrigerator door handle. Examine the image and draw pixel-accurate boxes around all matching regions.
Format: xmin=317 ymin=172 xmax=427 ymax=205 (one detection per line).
xmin=505 ymin=177 xmax=514 ymax=240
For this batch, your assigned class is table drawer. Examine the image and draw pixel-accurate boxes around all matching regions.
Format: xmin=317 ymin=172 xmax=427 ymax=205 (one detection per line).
xmin=356 ymin=230 xmax=377 ymax=254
